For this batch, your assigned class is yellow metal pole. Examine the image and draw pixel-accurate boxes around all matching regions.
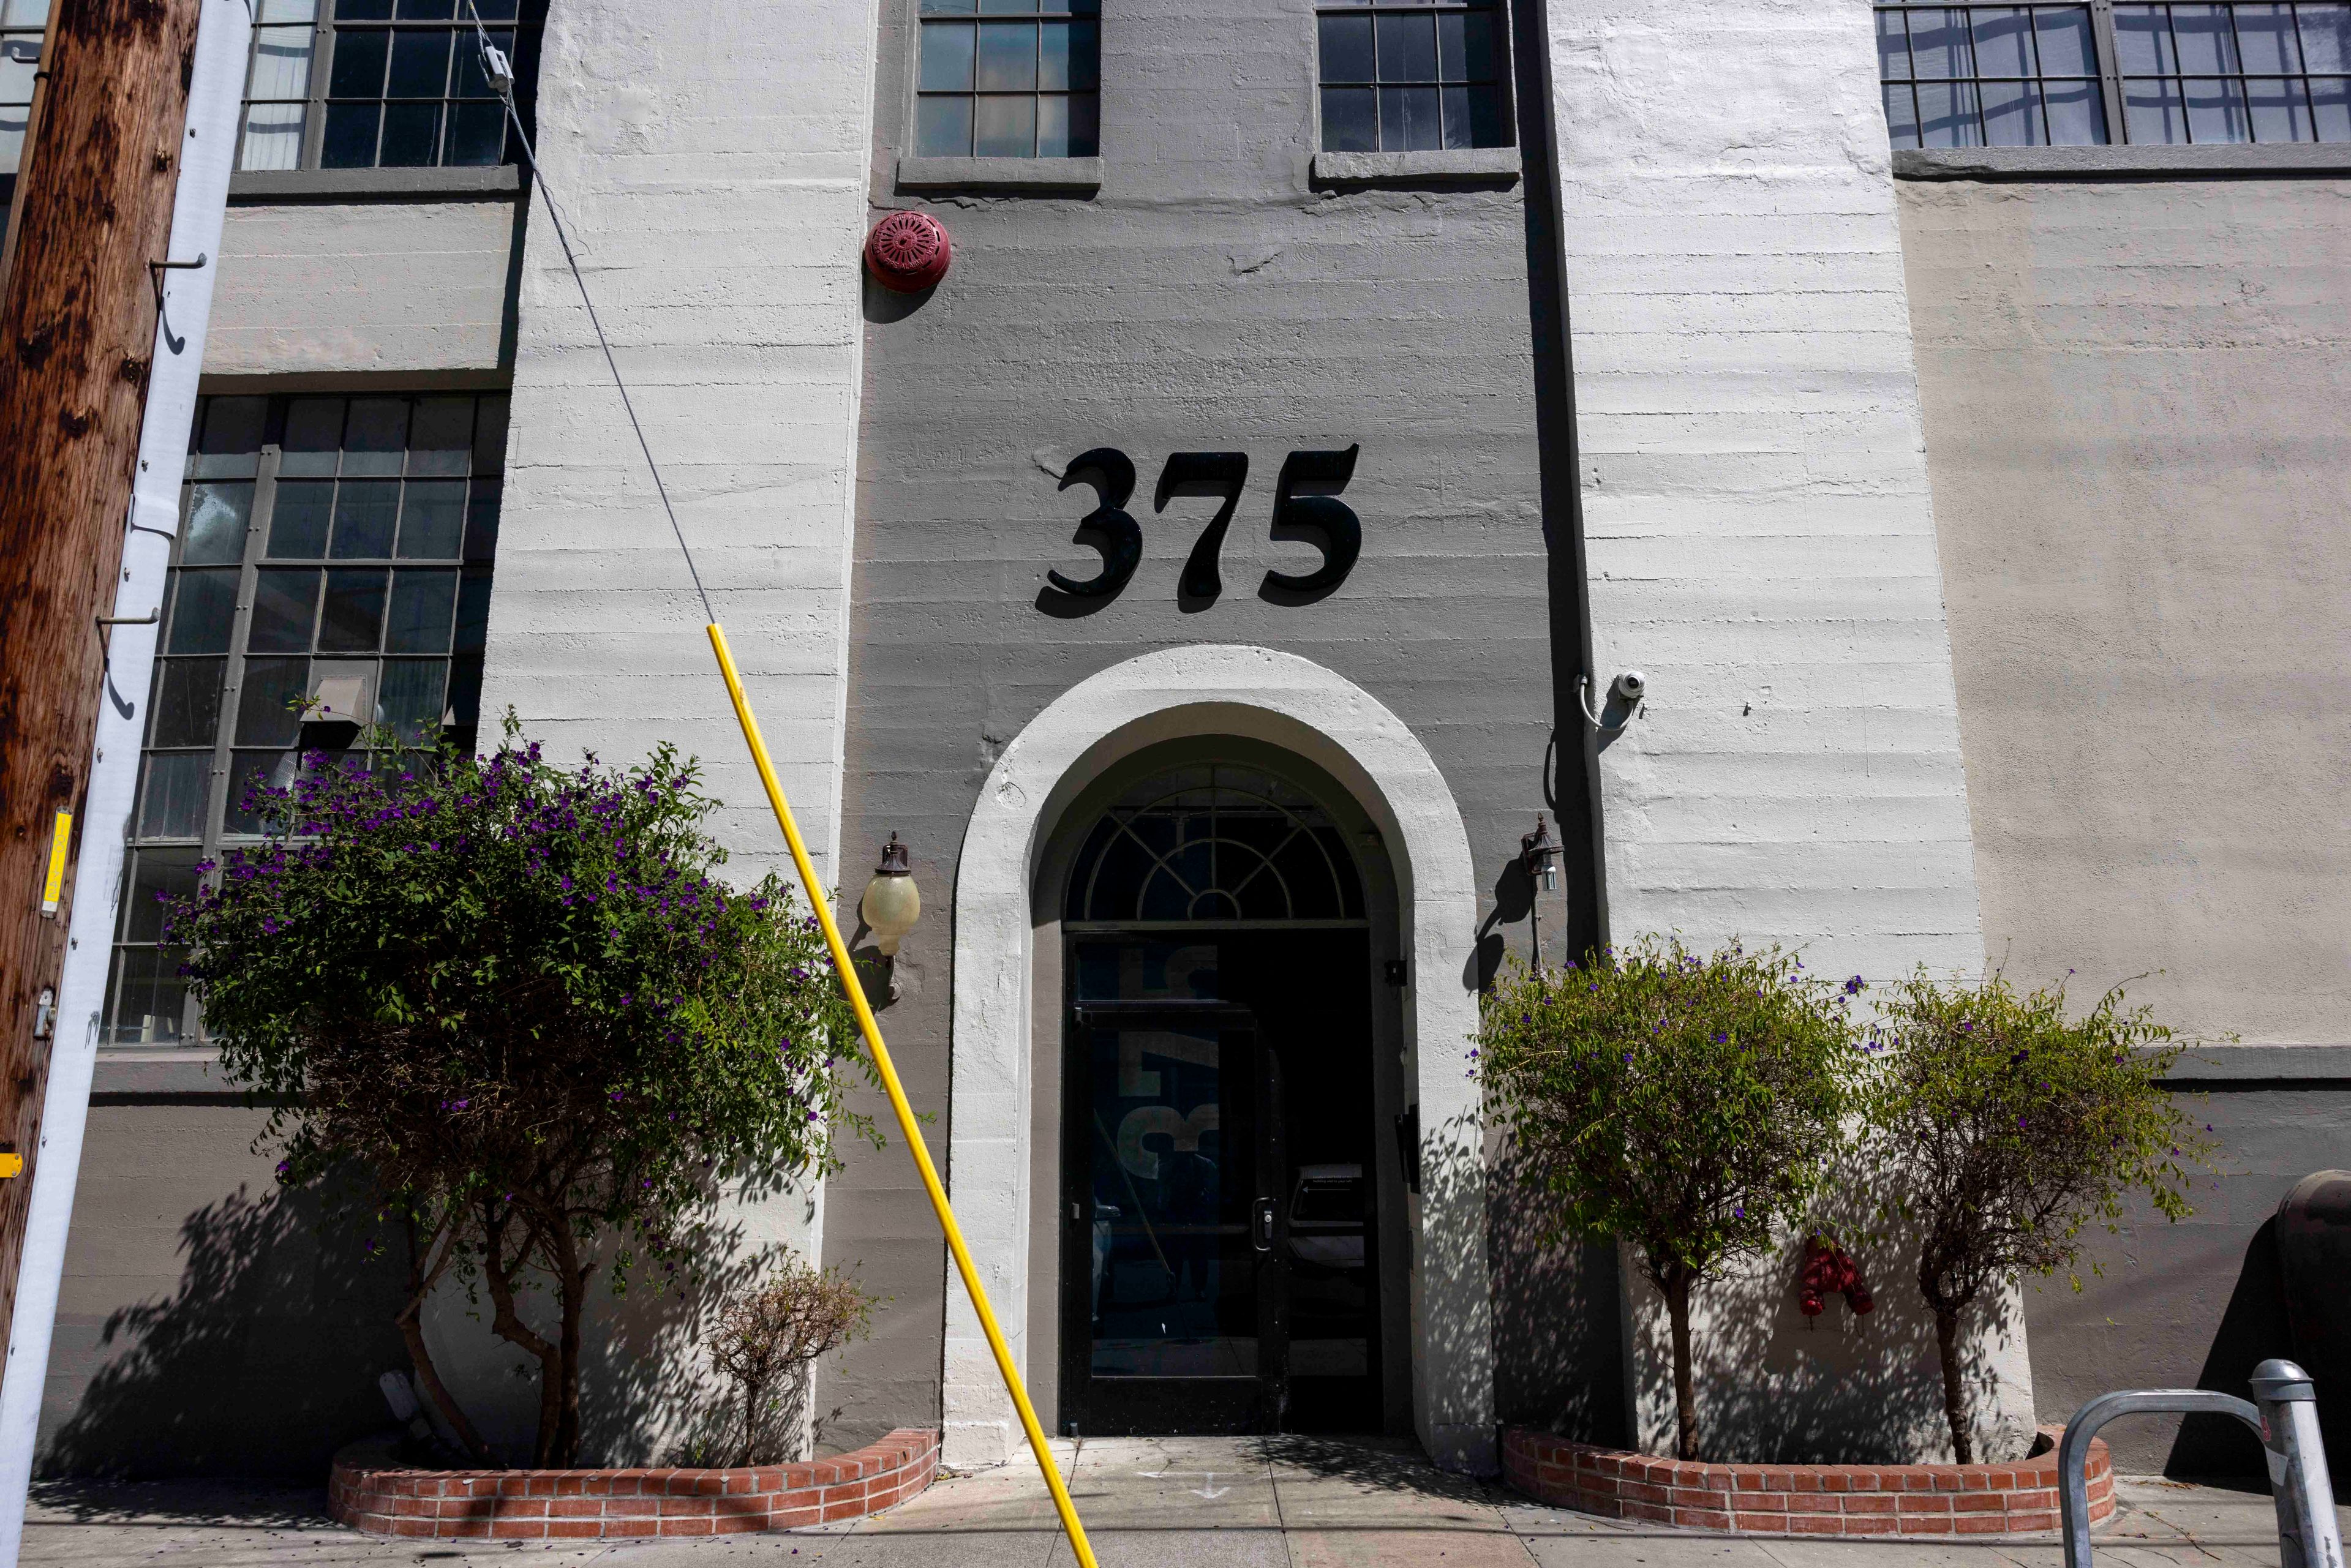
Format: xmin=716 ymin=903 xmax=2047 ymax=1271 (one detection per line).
xmin=705 ymin=624 xmax=1099 ymax=1568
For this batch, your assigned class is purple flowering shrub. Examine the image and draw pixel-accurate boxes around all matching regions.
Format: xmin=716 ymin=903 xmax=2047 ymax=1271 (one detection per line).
xmin=170 ymin=725 xmax=867 ymax=1468
xmin=1855 ymin=973 xmax=2212 ymax=1462
xmin=1478 ymin=936 xmax=1853 ymax=1460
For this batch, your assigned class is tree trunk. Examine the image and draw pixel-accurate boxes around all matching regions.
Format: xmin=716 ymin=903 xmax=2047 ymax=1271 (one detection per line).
xmin=399 ymin=1215 xmax=500 ymax=1466
xmin=739 ymin=1376 xmax=763 ymax=1467
xmin=0 ymin=0 xmax=203 ymax=1364
xmin=547 ymin=1224 xmax=588 ymax=1468
xmin=1663 ymin=1269 xmax=1699 ymax=1461
xmin=1935 ymin=1305 xmax=1973 ymax=1465
xmin=481 ymin=1213 xmax=565 ymax=1468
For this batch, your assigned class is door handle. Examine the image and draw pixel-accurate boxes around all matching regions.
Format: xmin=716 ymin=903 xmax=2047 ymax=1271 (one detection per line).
xmin=1254 ymin=1198 xmax=1276 ymax=1253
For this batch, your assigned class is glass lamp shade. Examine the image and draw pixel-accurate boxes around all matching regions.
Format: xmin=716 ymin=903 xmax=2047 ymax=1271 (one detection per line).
xmin=861 ymin=872 xmax=921 ymax=956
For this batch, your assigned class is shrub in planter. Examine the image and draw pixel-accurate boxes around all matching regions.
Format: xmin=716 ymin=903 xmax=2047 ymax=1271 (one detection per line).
xmin=705 ymin=1256 xmax=875 ymax=1465
xmin=169 ymin=726 xmax=869 ymax=1468
xmin=1480 ymin=937 xmax=1855 ymax=1460
xmin=1857 ymin=972 xmax=2214 ymax=1463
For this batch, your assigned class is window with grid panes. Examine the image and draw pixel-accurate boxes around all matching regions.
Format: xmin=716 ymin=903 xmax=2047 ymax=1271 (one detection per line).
xmin=914 ymin=0 xmax=1099 ymax=158
xmin=107 ymin=392 xmax=505 ymax=1047
xmin=1318 ymin=0 xmax=1508 ymax=154
xmin=2115 ymin=3 xmax=2349 ymax=141
xmin=235 ymin=0 xmax=546 ymax=173
xmin=1875 ymin=2 xmax=2349 ymax=145
xmin=0 ymin=0 xmax=44 ymax=173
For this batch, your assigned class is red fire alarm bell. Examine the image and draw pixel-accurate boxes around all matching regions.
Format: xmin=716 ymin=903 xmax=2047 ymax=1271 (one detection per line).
xmin=865 ymin=211 xmax=951 ymax=293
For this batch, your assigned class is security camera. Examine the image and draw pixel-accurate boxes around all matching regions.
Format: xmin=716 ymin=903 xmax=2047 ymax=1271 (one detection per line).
xmin=1612 ymin=670 xmax=1647 ymax=703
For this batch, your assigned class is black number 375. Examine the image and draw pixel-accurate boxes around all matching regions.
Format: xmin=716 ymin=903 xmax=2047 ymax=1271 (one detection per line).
xmin=1046 ymin=445 xmax=1363 ymax=604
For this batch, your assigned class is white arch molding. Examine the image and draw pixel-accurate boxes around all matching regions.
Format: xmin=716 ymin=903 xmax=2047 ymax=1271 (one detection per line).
xmin=942 ymin=644 xmax=1496 ymax=1472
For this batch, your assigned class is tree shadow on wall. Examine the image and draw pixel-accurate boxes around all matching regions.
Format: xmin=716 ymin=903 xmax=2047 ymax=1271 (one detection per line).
xmin=571 ymin=1209 xmax=798 ymax=1468
xmin=1486 ymin=1139 xmax=1625 ymax=1446
xmin=42 ymin=1181 xmax=408 ymax=1481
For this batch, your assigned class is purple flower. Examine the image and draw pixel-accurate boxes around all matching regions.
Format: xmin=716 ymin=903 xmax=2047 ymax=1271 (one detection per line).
xmin=1843 ymin=975 xmax=1865 ymax=996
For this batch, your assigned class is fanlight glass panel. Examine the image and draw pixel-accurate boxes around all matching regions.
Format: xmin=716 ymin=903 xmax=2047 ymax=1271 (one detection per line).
xmin=1066 ymin=765 xmax=1366 ymax=925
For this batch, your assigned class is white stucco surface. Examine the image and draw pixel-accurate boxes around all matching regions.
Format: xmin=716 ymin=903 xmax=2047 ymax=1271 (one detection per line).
xmin=945 ymin=645 xmax=1494 ymax=1472
xmin=478 ymin=0 xmax=879 ymax=898
xmin=1546 ymin=0 xmax=2022 ymax=1455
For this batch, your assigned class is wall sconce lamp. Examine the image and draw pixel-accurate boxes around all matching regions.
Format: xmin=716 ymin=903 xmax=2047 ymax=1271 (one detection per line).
xmin=1519 ymin=815 xmax=1562 ymax=970
xmin=859 ymin=834 xmax=921 ymax=1000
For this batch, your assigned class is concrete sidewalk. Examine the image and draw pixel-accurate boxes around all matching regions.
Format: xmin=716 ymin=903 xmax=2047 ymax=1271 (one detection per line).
xmin=25 ymin=1435 xmax=2343 ymax=1568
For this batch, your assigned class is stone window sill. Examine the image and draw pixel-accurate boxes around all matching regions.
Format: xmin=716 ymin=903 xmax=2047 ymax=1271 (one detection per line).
xmin=227 ymin=165 xmax=524 ymax=204
xmin=894 ymin=156 xmax=1102 ymax=195
xmin=1894 ymin=144 xmax=2351 ymax=181
xmin=1310 ymin=148 xmax=1521 ymax=187
xmin=92 ymin=1048 xmax=235 ymax=1097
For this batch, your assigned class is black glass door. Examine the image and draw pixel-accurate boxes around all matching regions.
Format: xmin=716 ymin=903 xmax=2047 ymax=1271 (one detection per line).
xmin=1060 ymin=932 xmax=1374 ymax=1435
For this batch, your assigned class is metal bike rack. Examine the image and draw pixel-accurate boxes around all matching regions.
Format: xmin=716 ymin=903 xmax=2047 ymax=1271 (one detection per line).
xmin=2061 ymin=1357 xmax=2343 ymax=1568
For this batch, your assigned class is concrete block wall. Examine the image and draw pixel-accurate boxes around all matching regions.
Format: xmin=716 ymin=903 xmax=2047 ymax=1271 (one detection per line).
xmin=1544 ymin=0 xmax=2018 ymax=1458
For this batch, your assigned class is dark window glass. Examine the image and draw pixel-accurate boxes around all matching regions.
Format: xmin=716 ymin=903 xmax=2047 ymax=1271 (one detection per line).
xmin=240 ymin=0 xmax=542 ymax=171
xmin=108 ymin=392 xmax=509 ymax=1046
xmin=332 ymin=481 xmax=402 ymax=557
xmin=149 ymin=659 xmax=227 ymax=749
xmin=1317 ymin=1 xmax=1510 ymax=151
xmin=166 ymin=571 xmax=239 ymax=655
xmin=920 ymin=2 xmax=1096 ymax=157
xmin=268 ymin=480 xmax=336 ymax=558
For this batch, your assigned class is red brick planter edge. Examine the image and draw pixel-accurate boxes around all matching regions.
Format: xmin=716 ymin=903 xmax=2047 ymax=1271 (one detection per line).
xmin=329 ymin=1427 xmax=939 ymax=1540
xmin=1502 ymin=1424 xmax=2113 ymax=1537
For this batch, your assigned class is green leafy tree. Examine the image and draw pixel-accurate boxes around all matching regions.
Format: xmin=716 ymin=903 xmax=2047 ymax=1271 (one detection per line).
xmin=1480 ymin=937 xmax=1855 ymax=1459
xmin=1857 ymin=972 xmax=2213 ymax=1463
xmin=169 ymin=726 xmax=870 ymax=1467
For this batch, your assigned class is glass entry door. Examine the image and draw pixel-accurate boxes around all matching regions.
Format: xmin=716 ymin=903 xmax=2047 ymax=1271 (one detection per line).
xmin=1061 ymin=998 xmax=1288 ymax=1433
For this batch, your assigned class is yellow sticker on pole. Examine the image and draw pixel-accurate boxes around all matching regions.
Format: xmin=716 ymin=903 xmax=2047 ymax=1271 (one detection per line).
xmin=40 ymin=811 xmax=71 ymax=917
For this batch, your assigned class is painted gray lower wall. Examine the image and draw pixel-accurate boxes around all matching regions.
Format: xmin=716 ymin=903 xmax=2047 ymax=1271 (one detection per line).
xmin=205 ymin=198 xmax=522 ymax=375
xmin=1895 ymin=171 xmax=2351 ymax=1473
xmin=818 ymin=0 xmax=1597 ymax=1455
xmin=34 ymin=1099 xmax=406 ymax=1478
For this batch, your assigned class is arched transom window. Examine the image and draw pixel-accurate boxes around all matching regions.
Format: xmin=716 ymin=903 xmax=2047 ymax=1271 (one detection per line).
xmin=1065 ymin=763 xmax=1366 ymax=926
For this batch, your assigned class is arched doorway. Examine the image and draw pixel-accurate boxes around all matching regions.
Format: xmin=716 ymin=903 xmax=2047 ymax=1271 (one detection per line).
xmin=942 ymin=645 xmax=1493 ymax=1474
xmin=1053 ymin=759 xmax=1385 ymax=1435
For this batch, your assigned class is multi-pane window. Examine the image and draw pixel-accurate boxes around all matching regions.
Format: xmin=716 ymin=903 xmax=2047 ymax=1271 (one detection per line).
xmin=2115 ymin=3 xmax=2349 ymax=141
xmin=1317 ymin=0 xmax=1508 ymax=154
xmin=1 ymin=0 xmax=45 ymax=173
xmin=914 ymin=0 xmax=1100 ymax=158
xmin=1875 ymin=2 xmax=2350 ymax=145
xmin=235 ymin=0 xmax=546 ymax=173
xmin=107 ymin=393 xmax=505 ymax=1046
xmin=1877 ymin=6 xmax=2108 ymax=143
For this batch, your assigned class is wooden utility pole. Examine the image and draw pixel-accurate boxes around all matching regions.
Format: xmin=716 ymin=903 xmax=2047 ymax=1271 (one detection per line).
xmin=0 ymin=0 xmax=201 ymax=1356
